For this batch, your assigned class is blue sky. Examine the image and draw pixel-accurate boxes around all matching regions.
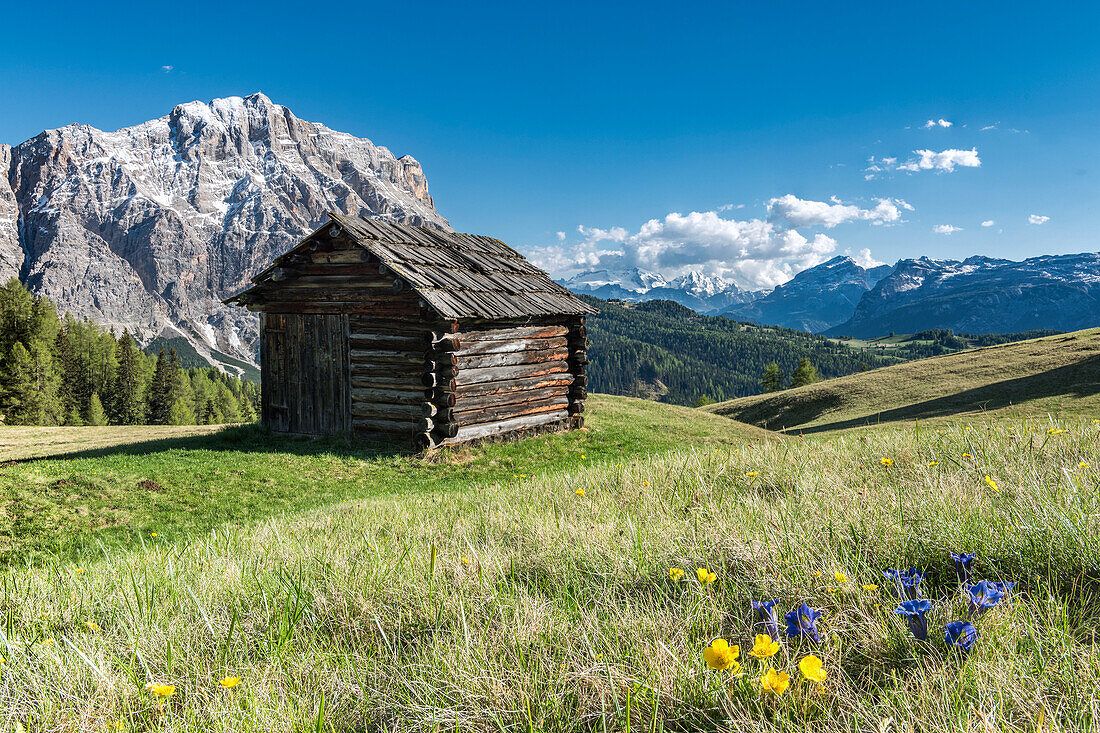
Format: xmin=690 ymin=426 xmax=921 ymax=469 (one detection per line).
xmin=1 ymin=1 xmax=1097 ymax=287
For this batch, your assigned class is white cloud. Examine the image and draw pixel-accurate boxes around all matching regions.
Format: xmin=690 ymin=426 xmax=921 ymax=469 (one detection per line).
xmin=851 ymin=248 xmax=886 ymax=268
xmin=1028 ymin=214 xmax=1050 ymax=225
xmin=866 ymin=148 xmax=981 ymax=178
xmin=923 ymin=119 xmax=953 ymax=128
xmin=161 ymin=65 xmax=174 ymax=73
xmin=981 ymin=220 xmax=995 ymax=227
xmin=766 ymin=195 xmax=911 ymax=228
xmin=899 ymin=148 xmax=981 ymax=172
xmin=981 ymin=123 xmax=998 ymax=131
xmin=933 ymin=224 xmax=963 ymax=235
xmin=527 ymin=209 xmax=852 ymax=290
xmin=556 ymin=231 xmax=566 ymax=241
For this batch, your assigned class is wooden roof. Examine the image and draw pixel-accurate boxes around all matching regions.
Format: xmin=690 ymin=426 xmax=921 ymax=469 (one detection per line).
xmin=229 ymin=213 xmax=598 ymax=321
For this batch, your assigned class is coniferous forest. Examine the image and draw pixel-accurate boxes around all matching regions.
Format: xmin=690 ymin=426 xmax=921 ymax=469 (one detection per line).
xmin=581 ymin=296 xmax=892 ymax=405
xmin=0 ymin=279 xmax=258 ymax=426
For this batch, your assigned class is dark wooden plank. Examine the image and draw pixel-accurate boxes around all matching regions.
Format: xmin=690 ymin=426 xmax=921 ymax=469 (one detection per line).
xmin=457 ymin=325 xmax=569 ymax=343
xmin=455 ymin=347 xmax=569 ymax=371
xmin=442 ymin=372 xmax=573 ymax=398
xmin=453 ymin=385 xmax=569 ymax=413
xmin=452 ymin=398 xmax=569 ymax=426
xmin=351 ymin=387 xmax=432 ymax=405
xmin=457 ymin=336 xmax=568 ymax=357
xmin=452 ymin=360 xmax=570 ymax=386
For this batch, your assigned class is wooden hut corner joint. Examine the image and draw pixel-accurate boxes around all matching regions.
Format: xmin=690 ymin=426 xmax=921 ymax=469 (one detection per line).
xmin=227 ymin=212 xmax=598 ymax=447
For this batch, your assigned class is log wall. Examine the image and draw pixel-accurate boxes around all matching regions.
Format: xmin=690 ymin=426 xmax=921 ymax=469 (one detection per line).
xmin=420 ymin=317 xmax=588 ymax=448
xmin=249 ymin=224 xmax=589 ymax=447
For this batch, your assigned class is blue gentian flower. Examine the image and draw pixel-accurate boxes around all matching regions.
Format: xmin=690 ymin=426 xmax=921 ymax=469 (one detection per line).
xmin=951 ymin=552 xmax=976 ymax=584
xmin=784 ymin=602 xmax=823 ymax=643
xmin=883 ymin=568 xmax=924 ymax=599
xmin=991 ymin=581 xmax=1015 ymax=596
xmin=894 ymin=599 xmax=934 ymax=640
xmin=944 ymin=620 xmax=980 ymax=655
xmin=966 ymin=581 xmax=1006 ymax=617
xmin=751 ymin=599 xmax=781 ymax=639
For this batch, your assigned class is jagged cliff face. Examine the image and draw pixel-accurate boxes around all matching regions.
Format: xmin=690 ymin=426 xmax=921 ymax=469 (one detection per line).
xmin=3 ymin=93 xmax=449 ymax=366
xmin=0 ymin=145 xmax=19 ymax=278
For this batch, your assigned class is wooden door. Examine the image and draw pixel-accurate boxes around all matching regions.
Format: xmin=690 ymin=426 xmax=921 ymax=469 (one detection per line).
xmin=261 ymin=312 xmax=350 ymax=434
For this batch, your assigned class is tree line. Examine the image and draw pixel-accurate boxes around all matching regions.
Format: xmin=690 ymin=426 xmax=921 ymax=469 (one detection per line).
xmin=0 ymin=279 xmax=258 ymax=426
xmin=582 ymin=296 xmax=896 ymax=406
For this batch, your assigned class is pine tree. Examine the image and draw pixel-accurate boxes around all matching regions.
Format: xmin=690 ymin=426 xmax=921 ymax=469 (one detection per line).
xmin=113 ymin=331 xmax=147 ymax=424
xmin=86 ymin=392 xmax=108 ymax=426
xmin=791 ymin=358 xmax=821 ymax=388
xmin=148 ymin=349 xmax=172 ymax=424
xmin=65 ymin=404 xmax=85 ymax=426
xmin=164 ymin=352 xmax=196 ymax=423
xmin=167 ymin=397 xmax=194 ymax=425
xmin=1 ymin=341 xmax=61 ymax=425
xmin=761 ymin=362 xmax=784 ymax=392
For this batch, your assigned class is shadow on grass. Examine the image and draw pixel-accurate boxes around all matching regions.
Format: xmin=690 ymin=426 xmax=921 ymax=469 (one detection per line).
xmin=788 ymin=356 xmax=1100 ymax=434
xmin=16 ymin=423 xmax=411 ymax=463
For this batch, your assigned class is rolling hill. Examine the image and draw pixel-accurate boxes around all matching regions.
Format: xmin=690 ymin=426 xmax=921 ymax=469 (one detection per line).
xmin=704 ymin=327 xmax=1100 ymax=432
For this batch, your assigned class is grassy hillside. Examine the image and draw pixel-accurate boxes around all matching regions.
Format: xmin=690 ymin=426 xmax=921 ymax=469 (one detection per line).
xmin=584 ymin=296 xmax=1058 ymax=406
xmin=705 ymin=328 xmax=1100 ymax=432
xmin=0 ymin=395 xmax=774 ymax=564
xmin=1 ymin=407 xmax=1099 ymax=730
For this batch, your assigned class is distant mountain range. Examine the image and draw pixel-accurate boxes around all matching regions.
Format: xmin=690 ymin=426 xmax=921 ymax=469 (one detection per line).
xmin=559 ymin=267 xmax=756 ymax=313
xmin=826 ymin=253 xmax=1100 ymax=337
xmin=560 ymin=252 xmax=1100 ymax=336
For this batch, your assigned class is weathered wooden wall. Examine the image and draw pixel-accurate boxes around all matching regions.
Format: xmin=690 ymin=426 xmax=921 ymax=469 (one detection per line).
xmin=260 ymin=312 xmax=351 ymax=434
xmin=418 ymin=317 xmax=588 ymax=448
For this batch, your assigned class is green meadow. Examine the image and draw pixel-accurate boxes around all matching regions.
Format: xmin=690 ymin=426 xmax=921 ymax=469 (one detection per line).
xmin=1 ymin=384 xmax=1099 ymax=730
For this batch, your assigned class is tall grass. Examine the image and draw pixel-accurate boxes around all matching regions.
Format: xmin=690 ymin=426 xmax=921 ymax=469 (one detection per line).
xmin=2 ymin=416 xmax=1099 ymax=731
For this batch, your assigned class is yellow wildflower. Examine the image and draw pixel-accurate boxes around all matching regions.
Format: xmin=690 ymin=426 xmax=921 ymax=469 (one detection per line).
xmin=984 ymin=475 xmax=999 ymax=492
xmin=580 ymin=454 xmax=586 ymax=459
xmin=760 ymin=667 xmax=790 ymax=695
xmin=220 ymin=676 xmax=241 ymax=688
xmin=461 ymin=557 xmax=470 ymax=565
xmin=73 ymin=567 xmax=84 ymax=574
xmin=834 ymin=571 xmax=849 ymax=583
xmin=745 ymin=471 xmax=760 ymax=478
xmin=928 ymin=461 xmax=939 ymax=467
xmin=574 ymin=488 xmax=585 ymax=497
xmin=962 ymin=452 xmax=973 ymax=459
xmin=84 ymin=620 xmax=99 ymax=632
xmin=669 ymin=568 xmax=685 ymax=581
xmin=749 ymin=633 xmax=780 ymax=659
xmin=702 ymin=639 xmax=740 ymax=671
xmin=151 ymin=532 xmax=158 ymax=538
xmin=812 ymin=570 xmax=823 ymax=578
xmin=642 ymin=481 xmax=650 ymax=487
xmin=1048 ymin=428 xmax=1067 ymax=435
xmin=145 ymin=682 xmax=175 ymax=697
xmin=799 ymin=654 xmax=827 ymax=683
xmin=696 ymin=567 xmax=717 ymax=585
xmin=879 ymin=457 xmax=894 ymax=467
xmin=1080 ymin=462 xmax=1090 ymax=469
xmin=861 ymin=584 xmax=878 ymax=591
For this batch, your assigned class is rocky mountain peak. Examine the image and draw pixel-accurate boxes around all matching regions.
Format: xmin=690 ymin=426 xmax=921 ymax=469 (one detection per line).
xmin=2 ymin=94 xmax=449 ymax=371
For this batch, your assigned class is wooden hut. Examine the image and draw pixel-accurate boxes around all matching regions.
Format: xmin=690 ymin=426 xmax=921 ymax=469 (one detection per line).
xmin=225 ymin=212 xmax=597 ymax=448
